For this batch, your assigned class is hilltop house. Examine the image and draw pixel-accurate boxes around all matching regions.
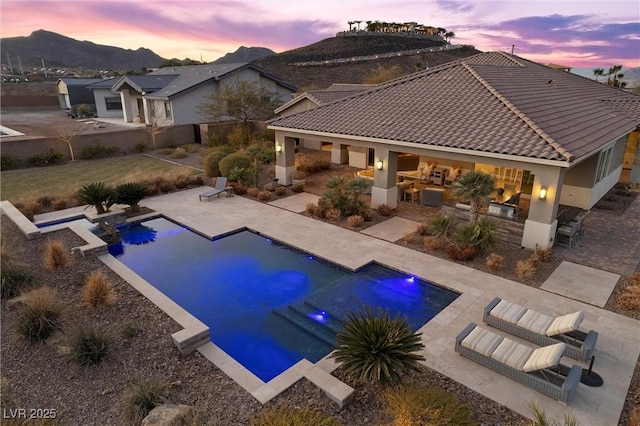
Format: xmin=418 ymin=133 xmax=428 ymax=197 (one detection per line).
xmin=268 ymin=51 xmax=640 ymax=249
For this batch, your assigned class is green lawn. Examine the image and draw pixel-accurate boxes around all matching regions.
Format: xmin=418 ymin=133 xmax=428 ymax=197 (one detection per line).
xmin=1 ymin=155 xmax=199 ymax=205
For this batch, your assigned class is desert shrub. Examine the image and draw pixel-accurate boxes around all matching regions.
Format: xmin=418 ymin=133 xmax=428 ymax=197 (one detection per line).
xmin=258 ymin=190 xmax=271 ymax=201
xmin=454 ymin=223 xmax=481 ymax=248
xmin=423 ymin=235 xmax=445 ymax=251
xmin=346 ymin=215 xmax=364 ymax=228
xmin=516 ymin=260 xmax=537 ymax=279
xmin=219 ymin=154 xmax=252 ymax=178
xmin=319 ymin=177 xmax=368 ymax=217
xmin=361 ymin=208 xmax=374 ymax=222
xmin=80 ymin=143 xmax=119 ymax=160
xmin=485 ymin=253 xmax=505 ymax=271
xmin=618 ymin=282 xmax=640 ymax=311
xmin=416 ymin=223 xmax=431 ymax=236
xmin=16 ymin=287 xmax=64 ymax=342
xmin=384 ymin=385 xmax=476 ymax=426
xmin=291 ymin=170 xmax=307 ymax=181
xmin=203 ymin=149 xmax=233 ymax=178
xmin=50 ymin=198 xmax=67 ymax=210
xmin=233 ymin=185 xmax=247 ymax=195
xmin=26 ymin=149 xmax=63 ymax=167
xmin=70 ymin=323 xmax=110 ymax=366
xmin=527 ymin=252 xmax=541 ymax=268
xmin=133 ymin=142 xmax=148 ymax=153
xmin=446 ymin=243 xmax=478 ymax=261
xmin=331 ymin=307 xmax=424 ymax=386
xmin=228 ymin=165 xmax=255 ymax=187
xmin=298 ymin=158 xmax=331 ymax=174
xmin=324 ymin=208 xmax=341 ymax=222
xmin=123 ymin=380 xmax=169 ymax=424
xmin=247 ymin=187 xmax=260 ymax=197
xmin=377 ymin=203 xmax=393 ymax=216
xmin=83 ymin=271 xmax=117 ymax=307
xmin=403 ymin=232 xmax=422 ymax=245
xmin=122 ymin=323 xmax=139 ymax=339
xmin=156 ymin=148 xmax=173 ymax=156
xmin=18 ymin=202 xmax=43 ymax=220
xmin=188 ymin=175 xmax=204 ymax=186
xmin=305 ymin=203 xmax=316 ymax=215
xmin=534 ymin=246 xmax=553 ymax=262
xmin=275 ymin=186 xmax=287 ymax=196
xmin=1 ymin=154 xmax=22 ymax=170
xmin=44 ymin=239 xmax=70 ymax=271
xmin=429 ymin=214 xmax=456 ymax=239
xmin=313 ymin=204 xmax=326 ymax=219
xmin=170 ymin=147 xmax=187 ymax=159
xmin=1 ymin=265 xmax=34 ymax=299
xmin=175 ymin=177 xmax=189 ymax=189
xmin=36 ymin=195 xmax=56 ymax=207
xmin=183 ymin=144 xmax=202 ymax=154
xmin=475 ymin=217 xmax=497 ymax=251
xmin=291 ymin=183 xmax=305 ymax=193
xmin=250 ymin=407 xmax=342 ymax=426
xmin=528 ymin=400 xmax=578 ymax=426
xmin=159 ymin=181 xmax=173 ymax=193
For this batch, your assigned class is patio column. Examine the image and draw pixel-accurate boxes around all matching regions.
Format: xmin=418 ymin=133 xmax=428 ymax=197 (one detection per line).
xmin=331 ymin=144 xmax=349 ymax=164
xmin=371 ymin=149 xmax=398 ymax=209
xmin=274 ymin=134 xmax=296 ymax=185
xmin=521 ymin=167 xmax=565 ymax=249
xmin=120 ymin=90 xmax=133 ymax=122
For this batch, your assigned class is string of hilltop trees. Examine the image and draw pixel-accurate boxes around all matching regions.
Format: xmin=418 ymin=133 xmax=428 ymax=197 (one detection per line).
xmin=592 ymin=65 xmax=628 ymax=88
xmin=345 ymin=20 xmax=455 ymax=43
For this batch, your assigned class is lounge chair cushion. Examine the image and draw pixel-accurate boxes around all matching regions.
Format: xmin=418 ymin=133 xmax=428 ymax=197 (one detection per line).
xmin=461 ymin=326 xmax=503 ymax=356
xmin=546 ymin=311 xmax=584 ymax=336
xmin=522 ymin=343 xmax=566 ymax=372
xmin=517 ymin=310 xmax=554 ymax=335
xmin=491 ymin=337 xmax=533 ymax=370
xmin=490 ymin=300 xmax=527 ymax=323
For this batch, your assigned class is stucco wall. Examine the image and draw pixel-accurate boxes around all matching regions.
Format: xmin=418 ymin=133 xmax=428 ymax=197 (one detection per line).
xmin=93 ymin=88 xmax=124 ymax=119
xmin=0 ymin=125 xmax=195 ymax=162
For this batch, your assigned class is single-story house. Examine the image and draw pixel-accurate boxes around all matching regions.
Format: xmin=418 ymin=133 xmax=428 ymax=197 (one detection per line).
xmin=86 ymin=77 xmax=121 ymax=118
xmin=108 ymin=63 xmax=297 ymax=127
xmin=56 ymin=78 xmax=102 ymax=110
xmin=267 ymin=51 xmax=640 ymax=249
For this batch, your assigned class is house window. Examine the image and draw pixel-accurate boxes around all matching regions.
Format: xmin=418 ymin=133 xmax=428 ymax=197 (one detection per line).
xmin=595 ymin=146 xmax=613 ymax=183
xmin=148 ymin=101 xmax=156 ymax=118
xmin=164 ymin=101 xmax=172 ymax=120
xmin=105 ymin=97 xmax=122 ymax=110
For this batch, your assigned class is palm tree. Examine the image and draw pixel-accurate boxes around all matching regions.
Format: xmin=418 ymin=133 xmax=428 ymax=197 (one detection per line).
xmin=114 ymin=182 xmax=150 ymax=213
xmin=347 ymin=21 xmax=355 ymax=31
xmin=444 ymin=31 xmax=456 ymax=43
xmin=592 ymin=68 xmax=604 ymax=82
xmin=77 ymin=182 xmax=114 ymax=214
xmin=451 ymin=171 xmax=496 ymax=223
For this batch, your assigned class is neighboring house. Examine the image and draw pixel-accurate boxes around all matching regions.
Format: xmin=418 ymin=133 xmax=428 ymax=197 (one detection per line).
xmin=86 ymin=77 xmax=121 ymax=118
xmin=109 ymin=63 xmax=296 ymax=127
xmin=268 ymin=51 xmax=640 ymax=249
xmin=56 ymin=78 xmax=102 ymax=109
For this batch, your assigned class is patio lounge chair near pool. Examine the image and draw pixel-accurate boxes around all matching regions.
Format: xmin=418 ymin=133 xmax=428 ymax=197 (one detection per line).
xmin=483 ymin=297 xmax=598 ymax=363
xmin=455 ymin=323 xmax=581 ymax=405
xmin=199 ymin=177 xmax=228 ymax=201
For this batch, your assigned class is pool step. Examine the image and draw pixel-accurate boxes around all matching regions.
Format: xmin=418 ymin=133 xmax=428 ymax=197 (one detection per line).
xmin=302 ymin=301 xmax=344 ymax=333
xmin=272 ymin=307 xmax=337 ymax=347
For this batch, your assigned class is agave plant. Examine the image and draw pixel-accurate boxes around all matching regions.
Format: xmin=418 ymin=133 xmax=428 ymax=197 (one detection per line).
xmin=77 ymin=182 xmax=114 ymax=214
xmin=429 ymin=214 xmax=456 ymax=240
xmin=114 ymin=182 xmax=150 ymax=213
xmin=331 ymin=307 xmax=425 ymax=386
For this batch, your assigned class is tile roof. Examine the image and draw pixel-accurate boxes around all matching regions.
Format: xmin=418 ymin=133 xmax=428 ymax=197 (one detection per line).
xmin=268 ymin=52 xmax=640 ymax=162
xmin=112 ymin=74 xmax=179 ymax=94
xmin=275 ymin=84 xmax=375 ymax=114
xmin=86 ymin=77 xmax=118 ymax=89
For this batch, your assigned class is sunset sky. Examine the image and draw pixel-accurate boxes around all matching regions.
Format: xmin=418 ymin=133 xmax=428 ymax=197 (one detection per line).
xmin=2 ymin=0 xmax=639 ymax=68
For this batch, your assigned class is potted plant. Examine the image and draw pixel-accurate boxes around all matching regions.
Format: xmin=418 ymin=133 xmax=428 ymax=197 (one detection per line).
xmin=291 ymin=170 xmax=307 ymax=185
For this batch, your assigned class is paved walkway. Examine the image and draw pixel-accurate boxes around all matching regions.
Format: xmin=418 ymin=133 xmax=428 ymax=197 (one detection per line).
xmin=136 ymin=189 xmax=639 ymax=425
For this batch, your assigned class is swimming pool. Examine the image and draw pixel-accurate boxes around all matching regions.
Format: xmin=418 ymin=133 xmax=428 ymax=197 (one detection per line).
xmin=110 ymin=217 xmax=459 ymax=382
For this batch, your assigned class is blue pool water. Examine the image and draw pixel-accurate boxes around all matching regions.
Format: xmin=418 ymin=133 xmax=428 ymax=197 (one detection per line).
xmin=110 ymin=217 xmax=459 ymax=382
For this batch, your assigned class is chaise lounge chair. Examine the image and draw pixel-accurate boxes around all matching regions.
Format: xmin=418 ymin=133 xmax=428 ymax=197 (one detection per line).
xmin=455 ymin=323 xmax=582 ymax=405
xmin=198 ymin=177 xmax=228 ymax=201
xmin=483 ymin=297 xmax=598 ymax=363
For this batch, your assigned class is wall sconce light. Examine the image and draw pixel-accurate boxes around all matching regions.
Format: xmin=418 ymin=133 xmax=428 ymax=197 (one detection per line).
xmin=275 ymin=144 xmax=282 ymax=153
xmin=376 ymin=160 xmax=384 ymax=170
xmin=539 ymin=186 xmax=548 ymax=200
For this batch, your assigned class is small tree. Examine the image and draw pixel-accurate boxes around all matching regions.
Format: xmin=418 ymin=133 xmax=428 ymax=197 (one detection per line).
xmin=451 ymin=171 xmax=496 ymax=223
xmin=199 ymin=81 xmax=281 ymax=129
xmin=54 ymin=121 xmax=83 ymax=161
xmin=146 ymin=115 xmax=171 ymax=150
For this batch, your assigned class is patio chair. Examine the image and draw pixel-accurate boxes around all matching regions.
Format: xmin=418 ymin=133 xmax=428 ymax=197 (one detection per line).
xmin=455 ymin=323 xmax=581 ymax=405
xmin=483 ymin=297 xmax=598 ymax=362
xmin=198 ymin=177 xmax=228 ymax=201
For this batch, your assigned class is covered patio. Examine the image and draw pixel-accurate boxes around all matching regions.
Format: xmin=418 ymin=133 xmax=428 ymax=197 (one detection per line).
xmin=269 ymin=51 xmax=640 ymax=249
